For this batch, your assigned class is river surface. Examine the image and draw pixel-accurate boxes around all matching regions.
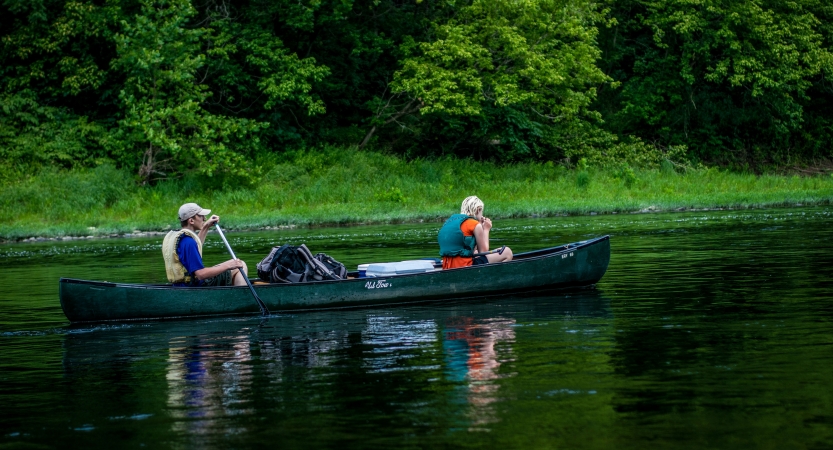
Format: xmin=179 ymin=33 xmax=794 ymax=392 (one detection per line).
xmin=1 ymin=208 xmax=832 ymax=449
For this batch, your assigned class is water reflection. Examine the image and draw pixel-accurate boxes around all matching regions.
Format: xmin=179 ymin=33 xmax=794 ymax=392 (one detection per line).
xmin=166 ymin=335 xmax=254 ymax=438
xmin=362 ymin=315 xmax=439 ymax=373
xmin=50 ymin=292 xmax=610 ymax=448
xmin=158 ymin=312 xmax=523 ymax=435
xmin=444 ymin=316 xmax=516 ymax=430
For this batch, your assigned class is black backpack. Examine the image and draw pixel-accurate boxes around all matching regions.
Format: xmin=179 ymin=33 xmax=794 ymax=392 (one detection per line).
xmin=256 ymin=244 xmax=347 ymax=283
xmin=314 ymin=252 xmax=347 ymax=279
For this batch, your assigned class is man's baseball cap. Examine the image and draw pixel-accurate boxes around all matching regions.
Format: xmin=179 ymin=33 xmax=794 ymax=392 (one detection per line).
xmin=178 ymin=203 xmax=211 ymax=221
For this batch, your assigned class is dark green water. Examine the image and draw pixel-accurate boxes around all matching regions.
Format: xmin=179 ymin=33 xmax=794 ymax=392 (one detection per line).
xmin=2 ymin=208 xmax=832 ymax=449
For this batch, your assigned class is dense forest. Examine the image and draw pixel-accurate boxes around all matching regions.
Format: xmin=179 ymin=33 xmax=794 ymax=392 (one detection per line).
xmin=2 ymin=0 xmax=832 ymax=184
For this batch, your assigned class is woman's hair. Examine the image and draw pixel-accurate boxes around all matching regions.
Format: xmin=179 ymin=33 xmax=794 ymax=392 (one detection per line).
xmin=460 ymin=195 xmax=484 ymax=216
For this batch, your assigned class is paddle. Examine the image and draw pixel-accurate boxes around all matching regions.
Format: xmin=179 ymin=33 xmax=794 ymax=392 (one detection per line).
xmin=472 ymin=245 xmax=506 ymax=257
xmin=214 ymin=224 xmax=270 ymax=316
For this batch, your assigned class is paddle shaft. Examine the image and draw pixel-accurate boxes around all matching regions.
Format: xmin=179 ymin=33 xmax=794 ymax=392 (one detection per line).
xmin=214 ymin=224 xmax=270 ymax=316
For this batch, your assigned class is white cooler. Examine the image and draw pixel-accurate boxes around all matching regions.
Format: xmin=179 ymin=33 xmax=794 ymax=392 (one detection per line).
xmin=365 ymin=260 xmax=436 ymax=277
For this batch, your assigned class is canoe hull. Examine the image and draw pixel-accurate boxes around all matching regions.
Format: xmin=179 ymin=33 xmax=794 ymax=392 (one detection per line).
xmin=60 ymin=236 xmax=610 ymax=323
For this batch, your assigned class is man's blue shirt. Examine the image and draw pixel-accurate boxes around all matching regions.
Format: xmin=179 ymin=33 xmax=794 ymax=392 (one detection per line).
xmin=175 ymin=235 xmax=204 ymax=286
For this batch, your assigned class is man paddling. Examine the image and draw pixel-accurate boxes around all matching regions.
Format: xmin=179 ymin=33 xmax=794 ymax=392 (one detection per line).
xmin=162 ymin=203 xmax=249 ymax=287
xmin=438 ymin=196 xmax=513 ymax=269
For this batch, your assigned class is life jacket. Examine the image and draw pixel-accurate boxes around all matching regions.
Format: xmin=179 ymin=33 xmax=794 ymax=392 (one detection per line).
xmin=162 ymin=229 xmax=202 ymax=283
xmin=438 ymin=214 xmax=478 ymax=257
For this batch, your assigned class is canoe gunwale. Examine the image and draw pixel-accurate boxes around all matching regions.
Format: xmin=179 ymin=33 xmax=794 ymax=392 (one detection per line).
xmin=59 ymin=236 xmax=609 ymax=290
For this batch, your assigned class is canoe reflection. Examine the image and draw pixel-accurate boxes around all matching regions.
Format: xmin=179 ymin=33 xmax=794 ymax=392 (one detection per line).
xmin=60 ymin=291 xmax=610 ymax=442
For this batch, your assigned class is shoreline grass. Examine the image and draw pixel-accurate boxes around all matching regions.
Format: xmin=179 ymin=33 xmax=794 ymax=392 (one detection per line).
xmin=2 ymin=147 xmax=832 ymax=242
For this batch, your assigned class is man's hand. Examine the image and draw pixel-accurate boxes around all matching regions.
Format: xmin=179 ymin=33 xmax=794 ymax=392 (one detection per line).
xmin=206 ymin=215 xmax=220 ymax=228
xmin=482 ymin=217 xmax=493 ymax=232
xmin=218 ymin=259 xmax=244 ymax=271
xmin=223 ymin=258 xmax=244 ymax=270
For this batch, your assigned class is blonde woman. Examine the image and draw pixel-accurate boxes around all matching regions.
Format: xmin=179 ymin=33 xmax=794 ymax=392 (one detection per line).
xmin=437 ymin=196 xmax=513 ymax=269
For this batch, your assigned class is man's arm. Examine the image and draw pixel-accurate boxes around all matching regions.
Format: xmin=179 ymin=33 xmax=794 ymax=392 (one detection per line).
xmin=194 ymin=259 xmax=244 ymax=280
xmin=198 ymin=215 xmax=220 ymax=244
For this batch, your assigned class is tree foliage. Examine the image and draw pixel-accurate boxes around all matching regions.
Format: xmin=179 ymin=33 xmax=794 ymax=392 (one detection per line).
xmin=386 ymin=0 xmax=613 ymax=160
xmin=597 ymin=0 xmax=833 ymax=166
xmin=1 ymin=0 xmax=832 ymax=181
xmin=111 ymin=0 xmax=269 ymax=183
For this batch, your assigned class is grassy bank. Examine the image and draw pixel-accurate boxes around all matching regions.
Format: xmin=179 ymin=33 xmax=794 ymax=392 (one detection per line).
xmin=2 ymin=147 xmax=832 ymax=241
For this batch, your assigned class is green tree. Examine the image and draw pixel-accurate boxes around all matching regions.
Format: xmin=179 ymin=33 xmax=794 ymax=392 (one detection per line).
xmin=381 ymin=0 xmax=612 ymax=160
xmin=0 ymin=0 xmax=117 ymax=175
xmin=110 ymin=0 xmax=267 ymax=183
xmin=192 ymin=1 xmax=330 ymax=146
xmin=598 ymin=0 xmax=833 ymax=166
xmin=243 ymin=0 xmax=454 ymax=146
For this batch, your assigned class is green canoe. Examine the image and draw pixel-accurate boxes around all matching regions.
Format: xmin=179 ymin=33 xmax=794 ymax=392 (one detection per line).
xmin=59 ymin=235 xmax=610 ymax=323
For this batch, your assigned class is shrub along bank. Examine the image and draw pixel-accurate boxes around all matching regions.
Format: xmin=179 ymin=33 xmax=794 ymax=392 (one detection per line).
xmin=1 ymin=148 xmax=832 ymax=241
